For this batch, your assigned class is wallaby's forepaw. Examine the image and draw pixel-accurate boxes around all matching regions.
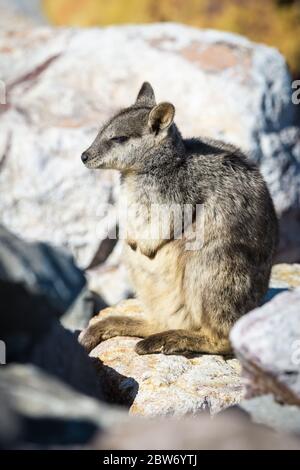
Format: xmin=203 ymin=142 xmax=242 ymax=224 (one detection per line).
xmin=135 ymin=330 xmax=188 ymax=355
xmin=79 ymin=317 xmax=128 ymax=353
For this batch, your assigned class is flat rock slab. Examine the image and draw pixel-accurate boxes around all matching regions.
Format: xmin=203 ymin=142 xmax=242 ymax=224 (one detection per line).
xmin=90 ymin=300 xmax=243 ymax=416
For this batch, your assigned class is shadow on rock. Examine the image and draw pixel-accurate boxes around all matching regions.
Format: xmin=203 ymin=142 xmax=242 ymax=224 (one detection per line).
xmin=90 ymin=357 xmax=139 ymax=408
xmin=262 ymin=287 xmax=289 ymax=305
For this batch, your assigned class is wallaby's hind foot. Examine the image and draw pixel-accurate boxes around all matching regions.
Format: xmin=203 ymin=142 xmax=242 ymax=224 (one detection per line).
xmin=79 ymin=316 xmax=152 ymax=353
xmin=135 ymin=329 xmax=232 ymax=356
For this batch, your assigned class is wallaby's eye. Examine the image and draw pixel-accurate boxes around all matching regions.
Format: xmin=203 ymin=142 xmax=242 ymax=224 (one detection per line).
xmin=110 ymin=136 xmax=128 ymax=144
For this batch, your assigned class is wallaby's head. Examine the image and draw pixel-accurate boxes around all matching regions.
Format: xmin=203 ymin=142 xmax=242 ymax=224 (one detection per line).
xmin=81 ymin=82 xmax=175 ymax=172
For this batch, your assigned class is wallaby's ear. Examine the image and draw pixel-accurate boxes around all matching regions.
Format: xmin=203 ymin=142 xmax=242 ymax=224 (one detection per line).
xmin=148 ymin=102 xmax=175 ymax=133
xmin=135 ymin=82 xmax=156 ymax=106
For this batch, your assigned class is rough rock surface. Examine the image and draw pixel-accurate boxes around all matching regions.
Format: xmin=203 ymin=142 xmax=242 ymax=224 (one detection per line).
xmin=270 ymin=263 xmax=300 ymax=289
xmin=89 ymin=300 xmax=243 ymax=416
xmin=231 ymin=288 xmax=300 ymax=406
xmin=0 ymin=24 xmax=299 ymax=284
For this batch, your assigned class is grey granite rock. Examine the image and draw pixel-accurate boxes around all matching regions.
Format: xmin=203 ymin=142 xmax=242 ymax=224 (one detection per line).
xmin=0 ymin=226 xmax=99 ymax=398
xmin=231 ymin=271 xmax=300 ymax=434
xmin=0 ymin=0 xmax=46 ymax=30
xmin=0 ymin=388 xmax=20 ymax=449
xmin=0 ymin=224 xmax=85 ymax=316
xmin=231 ymin=288 xmax=300 ymax=406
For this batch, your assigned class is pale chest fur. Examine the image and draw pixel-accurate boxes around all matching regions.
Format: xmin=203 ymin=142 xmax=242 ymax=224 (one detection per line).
xmin=123 ymin=242 xmax=188 ymax=330
xmin=120 ymin=176 xmax=164 ymax=255
xmin=120 ymin=179 xmax=189 ymax=330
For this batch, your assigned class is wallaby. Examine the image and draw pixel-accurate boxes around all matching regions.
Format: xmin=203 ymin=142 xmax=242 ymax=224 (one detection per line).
xmin=79 ymin=82 xmax=278 ymax=356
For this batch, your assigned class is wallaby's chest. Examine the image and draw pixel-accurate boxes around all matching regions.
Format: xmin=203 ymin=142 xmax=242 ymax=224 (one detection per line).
xmin=123 ymin=240 xmax=185 ymax=327
xmin=121 ymin=180 xmax=159 ymax=247
xmin=120 ymin=182 xmax=186 ymax=324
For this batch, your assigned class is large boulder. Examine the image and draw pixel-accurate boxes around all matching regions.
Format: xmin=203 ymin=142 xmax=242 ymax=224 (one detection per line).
xmin=0 ymin=364 xmax=126 ymax=448
xmin=0 ymin=225 xmax=100 ymax=398
xmin=231 ymin=288 xmax=300 ymax=406
xmin=0 ymin=388 xmax=20 ymax=449
xmin=231 ymin=264 xmax=300 ymax=434
xmin=0 ymin=224 xmax=85 ymax=317
xmin=0 ymin=0 xmax=46 ymax=30
xmin=0 ymin=24 xmax=299 ymax=292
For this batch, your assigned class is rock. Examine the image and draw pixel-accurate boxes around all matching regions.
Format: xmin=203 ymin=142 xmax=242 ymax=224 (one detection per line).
xmin=0 ymin=388 xmax=20 ymax=449
xmin=87 ymin=264 xmax=133 ymax=307
xmin=87 ymin=300 xmax=244 ymax=416
xmin=26 ymin=320 xmax=102 ymax=399
xmin=270 ymin=263 xmax=300 ymax=289
xmin=1 ymin=306 xmax=101 ymax=400
xmin=231 ymin=270 xmax=300 ymax=434
xmin=0 ymin=25 xmax=299 ymax=290
xmin=231 ymin=288 xmax=300 ymax=406
xmin=0 ymin=0 xmax=46 ymax=30
xmin=0 ymin=364 xmax=126 ymax=447
xmin=87 ymin=259 xmax=133 ymax=307
xmin=60 ymin=286 xmax=97 ymax=331
xmin=0 ymin=226 xmax=100 ymax=398
xmin=0 ymin=224 xmax=85 ymax=317
xmin=0 ymin=223 xmax=94 ymax=332
xmin=96 ymin=408 xmax=300 ymax=450
xmin=263 ymin=262 xmax=300 ymax=303
xmin=241 ymin=395 xmax=300 ymax=436
xmin=1 ymin=365 xmax=299 ymax=450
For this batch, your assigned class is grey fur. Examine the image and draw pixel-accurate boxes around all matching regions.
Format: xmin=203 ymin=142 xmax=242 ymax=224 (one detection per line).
xmin=79 ymin=82 xmax=278 ymax=356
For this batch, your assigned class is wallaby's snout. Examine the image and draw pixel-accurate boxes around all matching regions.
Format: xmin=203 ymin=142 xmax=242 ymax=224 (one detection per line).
xmin=81 ymin=150 xmax=90 ymax=163
xmin=81 ymin=147 xmax=100 ymax=168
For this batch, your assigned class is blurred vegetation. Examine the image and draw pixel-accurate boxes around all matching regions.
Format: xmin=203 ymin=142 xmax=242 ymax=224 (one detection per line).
xmin=43 ymin=0 xmax=300 ymax=77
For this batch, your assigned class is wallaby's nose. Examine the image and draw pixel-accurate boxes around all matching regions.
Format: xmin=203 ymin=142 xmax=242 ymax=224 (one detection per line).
xmin=81 ymin=151 xmax=89 ymax=163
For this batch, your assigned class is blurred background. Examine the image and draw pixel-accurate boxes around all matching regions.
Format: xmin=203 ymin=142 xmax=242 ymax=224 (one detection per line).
xmin=44 ymin=0 xmax=300 ymax=78
xmin=2 ymin=0 xmax=300 ymax=78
